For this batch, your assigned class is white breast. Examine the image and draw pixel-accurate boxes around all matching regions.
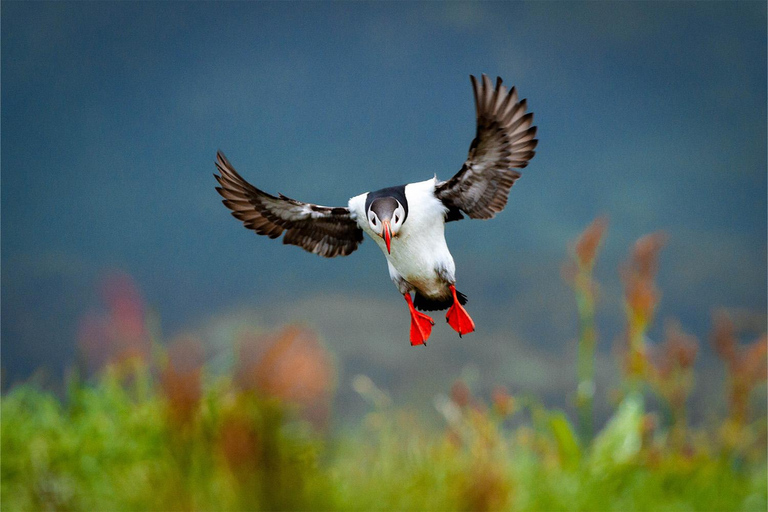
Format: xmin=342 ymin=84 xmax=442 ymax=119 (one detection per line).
xmin=349 ymin=178 xmax=456 ymax=298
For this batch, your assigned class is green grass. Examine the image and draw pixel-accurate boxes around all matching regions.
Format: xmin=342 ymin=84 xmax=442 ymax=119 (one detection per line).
xmin=3 ymin=226 xmax=766 ymax=510
xmin=2 ymin=363 xmax=765 ymax=511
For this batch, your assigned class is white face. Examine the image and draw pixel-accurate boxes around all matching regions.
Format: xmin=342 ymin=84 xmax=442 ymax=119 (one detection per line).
xmin=367 ymin=201 xmax=405 ymax=236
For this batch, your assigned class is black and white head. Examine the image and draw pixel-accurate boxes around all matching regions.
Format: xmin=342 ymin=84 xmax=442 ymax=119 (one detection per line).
xmin=367 ymin=196 xmax=406 ymax=253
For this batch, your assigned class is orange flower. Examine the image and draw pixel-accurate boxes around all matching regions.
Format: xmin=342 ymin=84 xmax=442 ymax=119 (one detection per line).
xmin=574 ymin=216 xmax=609 ymax=270
xmin=742 ymin=335 xmax=767 ymax=383
xmin=160 ymin=336 xmax=204 ymax=426
xmin=450 ymin=380 xmax=472 ymax=408
xmin=711 ymin=310 xmax=737 ymax=362
xmin=625 ymin=275 xmax=659 ymax=328
xmin=237 ymin=326 xmax=335 ymax=429
xmin=454 ymin=462 xmax=512 ymax=511
xmin=622 ymin=232 xmax=666 ymax=336
xmin=218 ymin=413 xmax=261 ymax=474
xmin=662 ymin=321 xmax=699 ymax=371
xmin=631 ymin=232 xmax=667 ymax=281
xmin=101 ymin=272 xmax=147 ymax=343
xmin=234 ymin=331 xmax=265 ymax=391
xmin=491 ymin=385 xmax=515 ymax=417
xmin=77 ymin=272 xmax=151 ymax=373
xmin=710 ymin=310 xmax=767 ymax=426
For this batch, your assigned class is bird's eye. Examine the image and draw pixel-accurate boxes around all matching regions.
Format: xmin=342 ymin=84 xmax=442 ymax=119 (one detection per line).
xmin=394 ymin=214 xmax=400 ymax=224
xmin=371 ymin=216 xmax=378 ymax=226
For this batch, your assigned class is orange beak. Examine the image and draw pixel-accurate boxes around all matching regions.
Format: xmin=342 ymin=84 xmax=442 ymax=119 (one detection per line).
xmin=382 ymin=220 xmax=392 ymax=254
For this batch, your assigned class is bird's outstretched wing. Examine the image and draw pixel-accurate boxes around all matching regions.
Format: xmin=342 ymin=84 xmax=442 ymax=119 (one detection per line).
xmin=435 ymin=74 xmax=537 ymax=221
xmin=214 ymin=151 xmax=364 ymax=257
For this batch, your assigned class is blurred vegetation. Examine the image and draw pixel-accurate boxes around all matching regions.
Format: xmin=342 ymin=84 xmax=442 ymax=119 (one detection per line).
xmin=3 ymin=221 xmax=767 ymax=511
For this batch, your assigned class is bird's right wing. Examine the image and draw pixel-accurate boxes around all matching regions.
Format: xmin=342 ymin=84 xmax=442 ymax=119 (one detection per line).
xmin=214 ymin=151 xmax=364 ymax=258
xmin=435 ymin=74 xmax=537 ymax=221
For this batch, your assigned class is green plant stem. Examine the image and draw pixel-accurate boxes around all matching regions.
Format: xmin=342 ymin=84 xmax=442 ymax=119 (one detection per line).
xmin=575 ymin=272 xmax=596 ymax=446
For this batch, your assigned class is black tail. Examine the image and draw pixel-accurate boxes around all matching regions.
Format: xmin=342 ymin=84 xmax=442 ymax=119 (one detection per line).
xmin=413 ymin=290 xmax=468 ymax=312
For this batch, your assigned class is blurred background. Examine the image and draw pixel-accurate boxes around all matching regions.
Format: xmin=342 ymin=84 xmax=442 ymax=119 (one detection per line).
xmin=2 ymin=2 xmax=766 ymax=429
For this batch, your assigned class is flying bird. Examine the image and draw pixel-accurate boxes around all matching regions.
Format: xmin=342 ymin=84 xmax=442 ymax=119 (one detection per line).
xmin=214 ymin=74 xmax=537 ymax=346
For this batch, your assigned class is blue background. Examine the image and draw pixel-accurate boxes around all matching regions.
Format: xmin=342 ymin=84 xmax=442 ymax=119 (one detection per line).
xmin=2 ymin=2 xmax=765 ymax=423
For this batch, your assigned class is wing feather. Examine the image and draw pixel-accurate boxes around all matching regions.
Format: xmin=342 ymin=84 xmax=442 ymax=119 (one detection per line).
xmin=435 ymin=74 xmax=538 ymax=220
xmin=214 ymin=151 xmax=363 ymax=257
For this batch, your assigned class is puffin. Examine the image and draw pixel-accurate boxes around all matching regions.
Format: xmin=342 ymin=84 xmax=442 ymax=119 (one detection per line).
xmin=214 ymin=74 xmax=537 ymax=346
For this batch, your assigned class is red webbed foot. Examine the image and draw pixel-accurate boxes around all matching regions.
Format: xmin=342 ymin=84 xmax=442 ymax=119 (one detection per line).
xmin=404 ymin=294 xmax=434 ymax=346
xmin=446 ymin=284 xmax=475 ymax=337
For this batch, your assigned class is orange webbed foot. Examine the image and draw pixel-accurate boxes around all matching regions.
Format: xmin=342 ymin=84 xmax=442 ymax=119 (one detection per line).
xmin=404 ymin=294 xmax=434 ymax=346
xmin=446 ymin=285 xmax=475 ymax=337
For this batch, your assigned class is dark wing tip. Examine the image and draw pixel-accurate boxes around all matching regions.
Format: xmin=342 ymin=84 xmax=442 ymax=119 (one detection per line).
xmin=435 ymin=75 xmax=537 ymax=219
xmin=215 ymin=149 xmax=226 ymax=167
xmin=213 ymin=150 xmax=363 ymax=258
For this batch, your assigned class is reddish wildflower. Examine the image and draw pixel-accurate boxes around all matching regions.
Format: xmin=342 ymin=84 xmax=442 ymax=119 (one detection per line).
xmin=450 ymin=380 xmax=472 ymax=408
xmin=562 ymin=216 xmax=608 ymax=291
xmin=621 ymin=232 xmax=667 ymax=385
xmin=234 ymin=331 xmax=266 ymax=391
xmin=77 ymin=272 xmax=151 ymax=373
xmin=668 ymin=328 xmax=698 ymax=371
xmin=218 ymin=413 xmax=262 ymax=474
xmin=160 ymin=336 xmax=204 ymax=426
xmin=729 ymin=336 xmax=768 ymax=424
xmin=565 ymin=217 xmax=607 ymax=444
xmin=455 ymin=462 xmax=512 ymax=512
xmin=711 ymin=310 xmax=737 ymax=362
xmin=445 ymin=427 xmax=463 ymax=448
xmin=237 ymin=326 xmax=335 ymax=429
xmin=741 ymin=335 xmax=767 ymax=383
xmin=491 ymin=386 xmax=515 ymax=417
xmin=711 ymin=310 xmax=768 ymax=427
xmin=647 ymin=321 xmax=698 ymax=439
xmin=622 ymin=232 xmax=666 ymax=329
xmin=101 ymin=273 xmax=147 ymax=343
xmin=624 ymin=275 xmax=659 ymax=329
xmin=631 ymin=232 xmax=667 ymax=281
xmin=574 ymin=216 xmax=609 ymax=270
xmin=658 ymin=321 xmax=699 ymax=375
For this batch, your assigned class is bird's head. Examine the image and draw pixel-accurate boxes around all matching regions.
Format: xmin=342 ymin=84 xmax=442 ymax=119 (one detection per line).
xmin=367 ymin=197 xmax=405 ymax=254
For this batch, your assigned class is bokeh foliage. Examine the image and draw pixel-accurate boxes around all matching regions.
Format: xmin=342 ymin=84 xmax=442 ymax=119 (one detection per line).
xmin=3 ymin=360 xmax=765 ymax=511
xmin=2 ymin=219 xmax=766 ymax=511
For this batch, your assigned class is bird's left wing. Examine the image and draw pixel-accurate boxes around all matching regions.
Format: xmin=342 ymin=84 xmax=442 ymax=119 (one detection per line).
xmin=214 ymin=151 xmax=364 ymax=258
xmin=435 ymin=74 xmax=537 ymax=221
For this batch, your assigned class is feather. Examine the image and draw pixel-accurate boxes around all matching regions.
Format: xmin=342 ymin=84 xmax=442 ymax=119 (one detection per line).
xmin=435 ymin=74 xmax=537 ymax=221
xmin=214 ymin=151 xmax=364 ymax=258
